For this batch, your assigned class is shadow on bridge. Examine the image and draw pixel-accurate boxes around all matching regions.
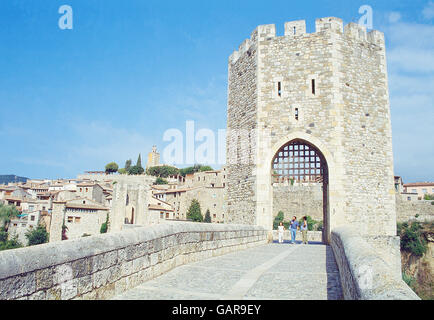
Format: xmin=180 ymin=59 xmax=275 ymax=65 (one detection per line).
xmin=271 ymin=240 xmax=343 ymax=300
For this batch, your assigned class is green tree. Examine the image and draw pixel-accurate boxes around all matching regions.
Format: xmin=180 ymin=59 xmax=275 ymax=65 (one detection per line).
xmin=128 ymin=165 xmax=144 ymax=175
xmin=199 ymin=166 xmax=213 ymax=172
xmin=273 ymin=211 xmax=285 ymax=230
xmin=100 ymin=214 xmax=109 ymax=234
xmin=204 ymin=209 xmax=212 ymax=223
xmin=424 ymin=194 xmax=434 ymax=200
xmin=187 ymin=199 xmax=203 ymax=222
xmin=125 ymin=159 xmax=132 ymax=171
xmin=0 ymin=226 xmax=22 ymax=251
xmin=26 ymin=225 xmax=49 ymax=246
xmin=0 ymin=227 xmax=7 ymax=243
xmin=179 ymin=167 xmax=195 ymax=177
xmin=0 ymin=204 xmax=20 ymax=232
xmin=398 ymin=222 xmax=427 ymax=257
xmin=128 ymin=154 xmax=144 ymax=175
xmin=118 ymin=168 xmax=127 ymax=175
xmin=105 ymin=162 xmax=119 ymax=174
xmin=179 ymin=165 xmax=214 ymax=177
xmin=0 ymin=235 xmax=22 ymax=251
xmin=154 ymin=177 xmax=169 ymax=185
xmin=136 ymin=154 xmax=142 ymax=168
xmin=147 ymin=165 xmax=180 ymax=178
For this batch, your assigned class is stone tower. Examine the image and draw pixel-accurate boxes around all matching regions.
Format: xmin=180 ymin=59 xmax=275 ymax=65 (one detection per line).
xmin=147 ymin=145 xmax=160 ymax=169
xmin=226 ymin=17 xmax=397 ymax=245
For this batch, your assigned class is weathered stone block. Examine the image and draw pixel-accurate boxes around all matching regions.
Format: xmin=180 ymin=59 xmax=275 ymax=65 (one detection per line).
xmin=46 ymin=286 xmax=62 ymax=300
xmin=77 ymin=275 xmax=93 ymax=295
xmin=93 ymin=269 xmax=111 ymax=289
xmin=61 ymin=280 xmax=78 ymax=300
xmin=28 ymin=290 xmax=46 ymax=300
xmin=71 ymin=257 xmax=93 ymax=278
xmin=95 ymin=282 xmax=116 ymax=300
xmin=94 ymin=251 xmax=118 ymax=271
xmin=0 ymin=273 xmax=36 ymax=300
xmin=35 ymin=267 xmax=54 ymax=291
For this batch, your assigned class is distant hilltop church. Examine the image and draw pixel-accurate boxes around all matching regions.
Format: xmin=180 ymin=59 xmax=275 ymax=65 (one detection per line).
xmin=147 ymin=145 xmax=160 ymax=169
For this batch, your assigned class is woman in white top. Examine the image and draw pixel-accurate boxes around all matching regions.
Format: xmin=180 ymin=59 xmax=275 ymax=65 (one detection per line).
xmin=278 ymin=222 xmax=285 ymax=244
xmin=301 ymin=216 xmax=308 ymax=245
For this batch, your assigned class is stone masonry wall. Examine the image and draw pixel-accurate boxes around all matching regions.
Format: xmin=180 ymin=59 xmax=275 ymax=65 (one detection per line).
xmin=338 ymin=23 xmax=396 ymax=237
xmin=226 ymin=18 xmax=397 ymax=249
xmin=331 ymin=226 xmax=419 ymax=300
xmin=273 ymin=184 xmax=323 ymax=221
xmin=396 ymin=195 xmax=434 ymax=223
xmin=0 ymin=222 xmax=267 ymax=300
xmin=226 ymin=32 xmax=259 ymax=226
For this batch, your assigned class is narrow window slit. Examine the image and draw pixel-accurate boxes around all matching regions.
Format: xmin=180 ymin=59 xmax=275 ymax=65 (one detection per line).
xmin=312 ymin=79 xmax=316 ymax=95
xmin=278 ymin=82 xmax=282 ymax=97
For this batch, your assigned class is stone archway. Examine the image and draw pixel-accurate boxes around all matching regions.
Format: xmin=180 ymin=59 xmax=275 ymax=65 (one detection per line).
xmin=227 ymin=129 xmax=344 ymax=244
xmin=266 ymin=134 xmax=335 ymax=243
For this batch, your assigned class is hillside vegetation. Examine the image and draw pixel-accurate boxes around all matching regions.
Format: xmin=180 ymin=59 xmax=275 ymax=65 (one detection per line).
xmin=398 ymin=221 xmax=434 ymax=300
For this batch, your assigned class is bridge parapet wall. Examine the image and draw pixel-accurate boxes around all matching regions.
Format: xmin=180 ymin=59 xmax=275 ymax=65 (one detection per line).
xmin=331 ymin=226 xmax=420 ymax=300
xmin=0 ymin=222 xmax=267 ymax=300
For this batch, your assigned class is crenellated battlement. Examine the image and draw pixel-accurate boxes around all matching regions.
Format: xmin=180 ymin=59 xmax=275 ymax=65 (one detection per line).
xmin=284 ymin=20 xmax=307 ymax=37
xmin=315 ymin=17 xmax=343 ymax=33
xmin=229 ymin=17 xmax=385 ymax=64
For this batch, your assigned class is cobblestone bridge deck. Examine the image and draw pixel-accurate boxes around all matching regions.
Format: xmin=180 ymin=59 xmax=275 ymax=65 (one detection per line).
xmin=113 ymin=242 xmax=343 ymax=300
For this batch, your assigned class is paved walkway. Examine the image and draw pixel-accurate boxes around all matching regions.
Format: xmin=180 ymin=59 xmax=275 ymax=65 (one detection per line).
xmin=112 ymin=242 xmax=343 ymax=300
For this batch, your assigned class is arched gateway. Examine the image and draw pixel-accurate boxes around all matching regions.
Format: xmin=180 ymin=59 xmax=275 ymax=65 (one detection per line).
xmin=271 ymin=139 xmax=329 ymax=242
xmin=225 ymin=17 xmax=400 ymax=261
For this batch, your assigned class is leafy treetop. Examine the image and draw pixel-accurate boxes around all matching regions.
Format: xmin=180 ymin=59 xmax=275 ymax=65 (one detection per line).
xmin=105 ymin=162 xmax=119 ymax=174
xmin=187 ymin=199 xmax=203 ymax=222
xmin=26 ymin=225 xmax=49 ymax=246
xmin=147 ymin=165 xmax=179 ymax=178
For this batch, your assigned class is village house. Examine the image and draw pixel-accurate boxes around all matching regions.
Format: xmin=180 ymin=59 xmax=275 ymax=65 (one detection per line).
xmin=50 ymin=198 xmax=110 ymax=241
xmin=76 ymin=182 xmax=105 ymax=204
xmin=404 ymin=182 xmax=434 ymax=200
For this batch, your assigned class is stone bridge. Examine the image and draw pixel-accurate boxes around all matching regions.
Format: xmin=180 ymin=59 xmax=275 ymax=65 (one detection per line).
xmin=0 ymin=222 xmax=419 ymax=300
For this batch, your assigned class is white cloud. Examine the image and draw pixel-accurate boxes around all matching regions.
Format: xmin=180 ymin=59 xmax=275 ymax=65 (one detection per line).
xmin=378 ymin=13 xmax=434 ymax=181
xmin=15 ymin=122 xmax=152 ymax=177
xmin=384 ymin=22 xmax=434 ymax=49
xmin=155 ymin=76 xmax=227 ymax=129
xmin=67 ymin=121 xmax=151 ymax=166
xmin=388 ymin=47 xmax=434 ymax=73
xmin=423 ymin=1 xmax=434 ymax=19
xmin=388 ymin=12 xmax=401 ymax=23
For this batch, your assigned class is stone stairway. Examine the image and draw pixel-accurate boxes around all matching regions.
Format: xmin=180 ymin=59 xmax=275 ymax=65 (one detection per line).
xmin=112 ymin=241 xmax=343 ymax=300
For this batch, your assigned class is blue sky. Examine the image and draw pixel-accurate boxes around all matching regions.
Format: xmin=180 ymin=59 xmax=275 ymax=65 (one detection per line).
xmin=0 ymin=0 xmax=433 ymax=182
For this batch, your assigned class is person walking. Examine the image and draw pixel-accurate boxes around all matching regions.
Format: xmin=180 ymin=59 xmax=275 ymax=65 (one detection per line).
xmin=301 ymin=216 xmax=308 ymax=245
xmin=278 ymin=222 xmax=285 ymax=244
xmin=289 ymin=216 xmax=299 ymax=244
